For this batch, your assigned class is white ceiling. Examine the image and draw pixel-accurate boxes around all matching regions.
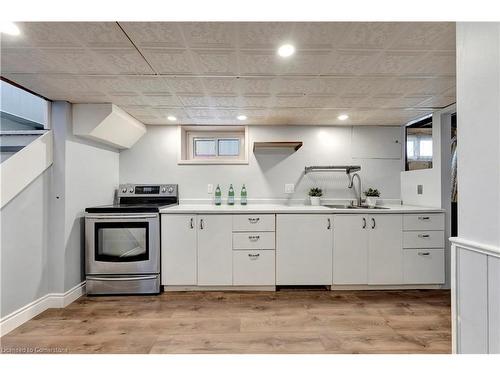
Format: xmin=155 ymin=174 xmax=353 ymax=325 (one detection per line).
xmin=0 ymin=22 xmax=456 ymax=126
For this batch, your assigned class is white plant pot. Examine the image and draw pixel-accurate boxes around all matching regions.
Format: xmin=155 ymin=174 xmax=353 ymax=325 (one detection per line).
xmin=310 ymin=196 xmax=321 ymax=206
xmin=365 ymin=197 xmax=378 ymax=208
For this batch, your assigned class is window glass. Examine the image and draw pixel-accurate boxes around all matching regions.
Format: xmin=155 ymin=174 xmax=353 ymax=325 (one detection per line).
xmin=194 ymin=139 xmax=216 ymax=157
xmin=405 ymin=117 xmax=433 ymax=171
xmin=218 ymin=138 xmax=240 ymax=156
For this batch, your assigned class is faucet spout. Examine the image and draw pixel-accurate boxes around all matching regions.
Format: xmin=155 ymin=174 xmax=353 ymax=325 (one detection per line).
xmin=348 ymin=173 xmax=362 ymax=206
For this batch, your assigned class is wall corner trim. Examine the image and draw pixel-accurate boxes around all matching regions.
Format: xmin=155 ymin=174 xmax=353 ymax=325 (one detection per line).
xmin=0 ymin=281 xmax=86 ymax=337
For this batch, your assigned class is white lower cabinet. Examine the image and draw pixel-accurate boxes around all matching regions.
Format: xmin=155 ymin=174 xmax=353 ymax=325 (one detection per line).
xmin=333 ymin=215 xmax=368 ymax=284
xmin=403 ymin=249 xmax=445 ymax=284
xmin=197 ymin=215 xmax=233 ymax=285
xmin=333 ymin=214 xmax=403 ymax=285
xmin=368 ymin=214 xmax=403 ymax=284
xmin=161 ymin=215 xmax=197 ymax=285
xmin=233 ymin=250 xmax=275 ymax=286
xmin=276 ymin=214 xmax=333 ymax=285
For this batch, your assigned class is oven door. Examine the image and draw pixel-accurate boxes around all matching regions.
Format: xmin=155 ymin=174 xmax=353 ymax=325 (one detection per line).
xmin=85 ymin=213 xmax=159 ymax=275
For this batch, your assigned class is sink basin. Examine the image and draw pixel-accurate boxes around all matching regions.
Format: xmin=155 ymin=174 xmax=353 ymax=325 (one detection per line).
xmin=322 ymin=204 xmax=389 ymax=210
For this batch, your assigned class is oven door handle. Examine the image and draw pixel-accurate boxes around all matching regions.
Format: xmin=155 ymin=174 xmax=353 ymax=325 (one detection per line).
xmin=85 ymin=214 xmax=158 ymax=220
xmin=86 ymin=275 xmax=158 ymax=282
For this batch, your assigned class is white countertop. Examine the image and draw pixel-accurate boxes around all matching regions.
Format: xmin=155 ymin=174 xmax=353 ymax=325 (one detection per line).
xmin=160 ymin=203 xmax=444 ymax=214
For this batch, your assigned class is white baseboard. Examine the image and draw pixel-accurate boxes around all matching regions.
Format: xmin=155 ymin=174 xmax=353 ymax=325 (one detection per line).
xmin=0 ymin=281 xmax=86 ymax=337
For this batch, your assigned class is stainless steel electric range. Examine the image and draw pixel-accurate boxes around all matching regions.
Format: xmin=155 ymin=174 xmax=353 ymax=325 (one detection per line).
xmin=85 ymin=184 xmax=178 ymax=295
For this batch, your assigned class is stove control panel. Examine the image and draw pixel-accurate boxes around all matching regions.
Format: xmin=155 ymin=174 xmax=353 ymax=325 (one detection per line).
xmin=118 ymin=184 xmax=178 ymax=197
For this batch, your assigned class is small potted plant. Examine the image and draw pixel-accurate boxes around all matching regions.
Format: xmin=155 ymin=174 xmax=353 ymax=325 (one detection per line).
xmin=308 ymin=187 xmax=323 ymax=206
xmin=364 ymin=188 xmax=380 ymax=208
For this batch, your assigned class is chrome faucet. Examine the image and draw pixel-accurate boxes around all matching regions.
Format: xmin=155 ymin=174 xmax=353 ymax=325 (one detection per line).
xmin=348 ymin=173 xmax=362 ymax=207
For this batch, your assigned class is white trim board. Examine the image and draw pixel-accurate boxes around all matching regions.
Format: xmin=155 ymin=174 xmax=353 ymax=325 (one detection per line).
xmin=450 ymin=237 xmax=500 ymax=258
xmin=0 ymin=281 xmax=86 ymax=337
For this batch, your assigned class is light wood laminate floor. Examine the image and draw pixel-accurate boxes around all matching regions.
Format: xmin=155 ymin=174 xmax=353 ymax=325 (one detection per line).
xmin=0 ymin=289 xmax=451 ymax=354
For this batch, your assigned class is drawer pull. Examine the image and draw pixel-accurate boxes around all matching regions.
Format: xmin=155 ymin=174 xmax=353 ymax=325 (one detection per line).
xmin=248 ymin=235 xmax=260 ymax=241
xmin=418 ymin=252 xmax=431 ymax=256
xmin=327 ymin=218 xmax=331 ymax=230
xmin=418 ymin=234 xmax=430 ymax=238
xmin=248 ymin=218 xmax=260 ymax=223
xmin=248 ymin=253 xmax=260 ymax=260
xmin=418 ymin=216 xmax=431 ymax=220
xmin=190 ymin=217 xmax=194 ymax=229
xmin=362 ymin=217 xmax=366 ymax=229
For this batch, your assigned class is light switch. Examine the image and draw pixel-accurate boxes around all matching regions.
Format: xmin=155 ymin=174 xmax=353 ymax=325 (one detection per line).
xmin=417 ymin=185 xmax=423 ymax=195
xmin=207 ymin=184 xmax=213 ymax=194
xmin=284 ymin=183 xmax=295 ymax=194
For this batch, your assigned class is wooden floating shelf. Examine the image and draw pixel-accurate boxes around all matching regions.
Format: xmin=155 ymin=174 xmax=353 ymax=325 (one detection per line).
xmin=253 ymin=141 xmax=303 ymax=152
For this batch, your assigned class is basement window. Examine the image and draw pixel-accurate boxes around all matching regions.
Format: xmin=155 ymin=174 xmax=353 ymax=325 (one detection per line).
xmin=178 ymin=126 xmax=248 ymax=164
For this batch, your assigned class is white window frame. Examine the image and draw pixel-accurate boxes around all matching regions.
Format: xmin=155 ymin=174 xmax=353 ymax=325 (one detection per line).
xmin=178 ymin=125 xmax=248 ymax=165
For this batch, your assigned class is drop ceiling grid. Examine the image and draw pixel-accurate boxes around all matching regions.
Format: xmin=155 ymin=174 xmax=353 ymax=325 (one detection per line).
xmin=0 ymin=22 xmax=456 ymax=126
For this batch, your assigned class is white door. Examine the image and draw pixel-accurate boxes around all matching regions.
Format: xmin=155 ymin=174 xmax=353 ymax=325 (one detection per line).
xmin=197 ymin=215 xmax=233 ymax=286
xmin=332 ymin=215 xmax=368 ymax=284
xmin=488 ymin=255 xmax=500 ymax=353
xmin=368 ymin=214 xmax=403 ymax=284
xmin=276 ymin=214 xmax=333 ymax=285
xmin=161 ymin=215 xmax=197 ymax=285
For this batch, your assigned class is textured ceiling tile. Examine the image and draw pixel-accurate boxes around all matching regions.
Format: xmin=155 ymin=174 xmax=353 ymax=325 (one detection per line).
xmin=202 ymin=78 xmax=238 ymax=94
xmin=337 ymin=22 xmax=402 ymax=50
xmin=107 ymin=94 xmax=154 ymax=106
xmin=120 ymin=22 xmax=184 ymax=48
xmin=68 ymin=23 xmax=132 ymax=48
xmin=39 ymin=48 xmax=110 ymax=74
xmin=182 ymin=22 xmax=236 ymax=49
xmin=342 ymin=77 xmax=390 ymax=96
xmin=391 ymin=22 xmax=456 ymax=51
xmin=280 ymin=51 xmax=329 ymax=74
xmin=276 ymin=78 xmax=316 ymax=95
xmin=310 ymin=78 xmax=351 ymax=95
xmin=239 ymin=78 xmax=274 ymax=94
xmin=416 ymin=95 xmax=456 ymax=108
xmin=163 ymin=77 xmax=204 ymax=93
xmin=411 ymin=51 xmax=456 ymax=75
xmin=239 ymin=51 xmax=278 ymax=75
xmin=0 ymin=48 xmax=48 ymax=73
xmin=142 ymin=94 xmax=182 ymax=106
xmin=125 ymin=77 xmax=172 ymax=94
xmin=1 ymin=22 xmax=79 ymax=48
xmin=241 ymin=95 xmax=271 ymax=108
xmin=366 ymin=51 xmax=424 ymax=75
xmin=141 ymin=48 xmax=194 ymax=74
xmin=239 ymin=23 xmax=293 ymax=49
xmin=91 ymin=48 xmax=154 ymax=74
xmin=178 ymin=95 xmax=211 ymax=107
xmin=193 ymin=50 xmax=238 ymax=75
xmin=289 ymin=22 xmax=347 ymax=50
xmin=209 ymin=95 xmax=240 ymax=107
xmin=323 ymin=50 xmax=378 ymax=75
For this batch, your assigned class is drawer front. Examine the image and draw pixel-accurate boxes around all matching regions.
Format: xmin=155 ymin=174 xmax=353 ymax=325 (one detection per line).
xmin=233 ymin=214 xmax=275 ymax=232
xmin=403 ymin=213 xmax=444 ymax=231
xmin=233 ymin=250 xmax=275 ymax=286
xmin=403 ymin=231 xmax=444 ymax=249
xmin=233 ymin=232 xmax=275 ymax=250
xmin=403 ymin=249 xmax=445 ymax=284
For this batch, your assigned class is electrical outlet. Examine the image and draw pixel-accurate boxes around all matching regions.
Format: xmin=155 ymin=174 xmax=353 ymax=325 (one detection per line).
xmin=417 ymin=184 xmax=423 ymax=195
xmin=207 ymin=184 xmax=213 ymax=194
xmin=284 ymin=183 xmax=295 ymax=194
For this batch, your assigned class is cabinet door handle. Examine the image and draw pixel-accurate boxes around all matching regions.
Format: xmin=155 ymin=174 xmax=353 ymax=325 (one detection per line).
xmin=199 ymin=219 xmax=204 ymax=230
xmin=248 ymin=218 xmax=260 ymax=223
xmin=418 ymin=216 xmax=430 ymax=220
xmin=327 ymin=218 xmax=331 ymax=230
xmin=248 ymin=235 xmax=260 ymax=241
xmin=248 ymin=253 xmax=260 ymax=260
xmin=418 ymin=234 xmax=430 ymax=238
xmin=362 ymin=217 xmax=366 ymax=229
xmin=418 ymin=252 xmax=430 ymax=256
xmin=371 ymin=218 xmax=376 ymax=229
xmin=190 ymin=217 xmax=194 ymax=229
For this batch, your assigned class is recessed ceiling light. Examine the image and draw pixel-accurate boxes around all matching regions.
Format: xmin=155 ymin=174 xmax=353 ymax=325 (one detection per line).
xmin=277 ymin=44 xmax=295 ymax=58
xmin=337 ymin=114 xmax=349 ymax=121
xmin=0 ymin=22 xmax=20 ymax=36
xmin=237 ymin=115 xmax=247 ymax=121
xmin=167 ymin=115 xmax=177 ymax=122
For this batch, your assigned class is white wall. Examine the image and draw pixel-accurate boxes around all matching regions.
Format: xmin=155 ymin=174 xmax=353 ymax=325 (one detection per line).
xmin=120 ymin=125 xmax=402 ymax=202
xmin=0 ymin=170 xmax=50 ymax=317
xmin=457 ymin=23 xmax=500 ymax=248
xmin=49 ymin=101 xmax=119 ymax=293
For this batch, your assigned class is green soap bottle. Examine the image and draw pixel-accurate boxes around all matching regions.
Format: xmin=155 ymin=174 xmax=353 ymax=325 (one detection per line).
xmin=228 ymin=184 xmax=235 ymax=205
xmin=240 ymin=184 xmax=247 ymax=205
xmin=214 ymin=184 xmax=222 ymax=206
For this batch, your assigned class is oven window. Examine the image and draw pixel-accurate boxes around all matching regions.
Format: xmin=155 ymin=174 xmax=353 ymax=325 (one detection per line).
xmin=95 ymin=222 xmax=149 ymax=262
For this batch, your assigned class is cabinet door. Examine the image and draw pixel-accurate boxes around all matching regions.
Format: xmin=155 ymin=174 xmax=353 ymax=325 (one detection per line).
xmin=161 ymin=215 xmax=197 ymax=285
xmin=197 ymin=215 xmax=233 ymax=286
xmin=368 ymin=214 xmax=403 ymax=284
xmin=276 ymin=214 xmax=333 ymax=285
xmin=488 ymin=255 xmax=500 ymax=353
xmin=332 ymin=215 xmax=368 ymax=284
xmin=457 ymin=248 xmax=488 ymax=354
